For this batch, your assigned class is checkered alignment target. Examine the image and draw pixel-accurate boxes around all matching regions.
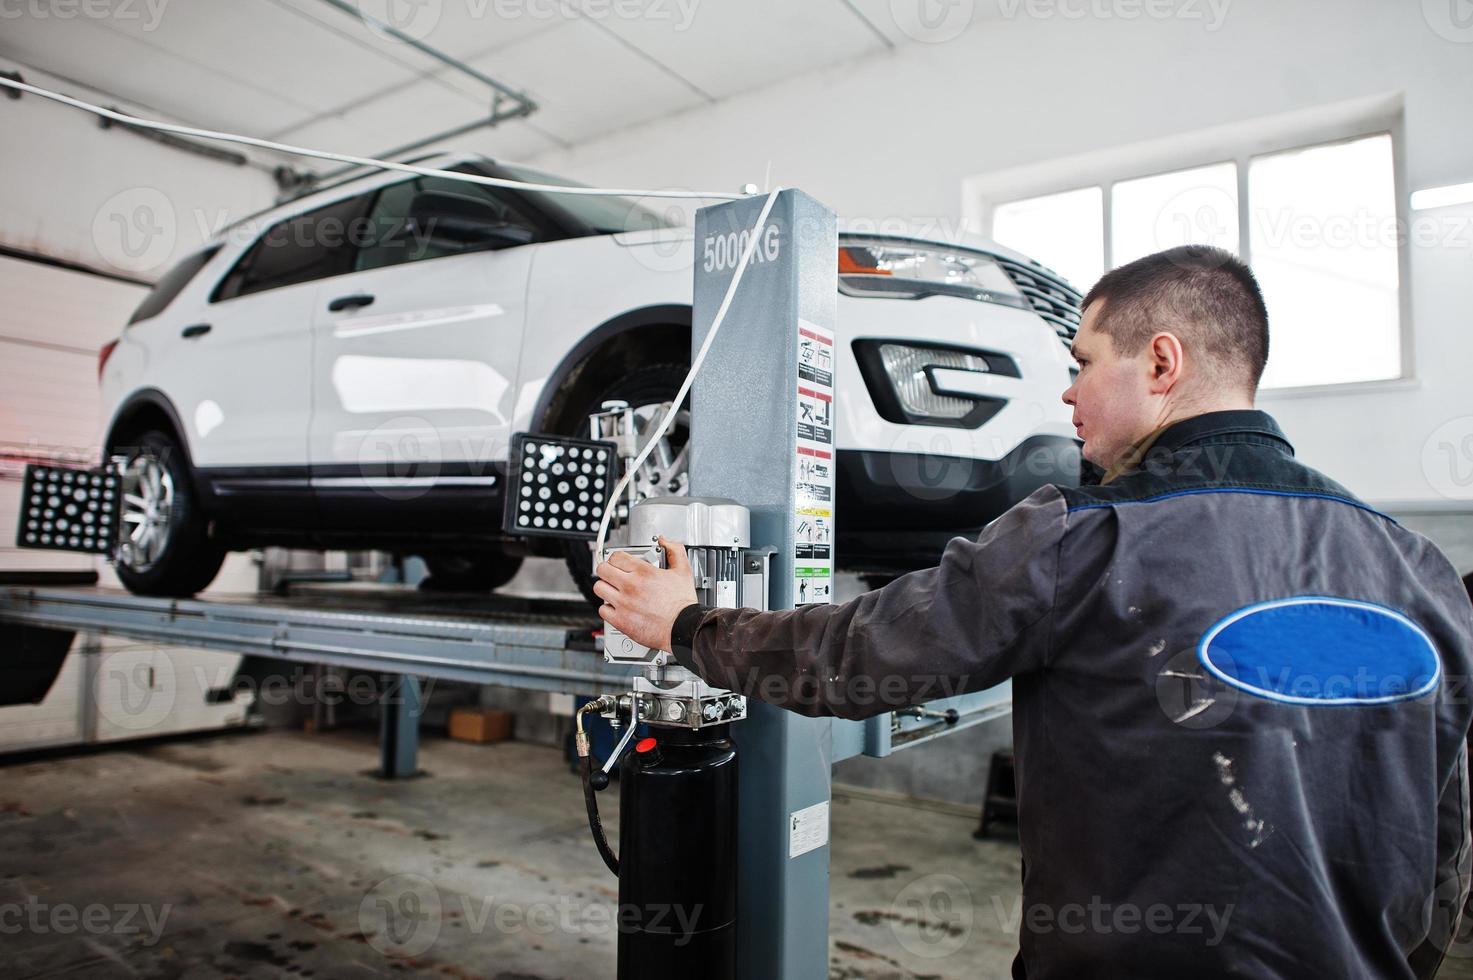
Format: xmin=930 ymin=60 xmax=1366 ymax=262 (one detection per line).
xmin=503 ymin=434 xmax=618 ymax=540
xmin=18 ymin=465 xmax=121 ymax=555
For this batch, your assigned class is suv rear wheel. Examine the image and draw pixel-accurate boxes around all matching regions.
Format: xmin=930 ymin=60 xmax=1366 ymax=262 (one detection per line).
xmin=560 ymin=363 xmax=690 ymax=605
xmin=113 ymin=430 xmax=225 ymax=597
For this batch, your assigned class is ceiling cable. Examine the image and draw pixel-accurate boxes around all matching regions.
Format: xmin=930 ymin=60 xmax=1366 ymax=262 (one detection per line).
xmin=0 ymin=75 xmax=744 ymax=201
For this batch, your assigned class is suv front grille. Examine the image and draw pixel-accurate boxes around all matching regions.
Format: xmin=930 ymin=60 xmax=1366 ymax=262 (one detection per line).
xmin=994 ymin=258 xmax=1083 ymax=343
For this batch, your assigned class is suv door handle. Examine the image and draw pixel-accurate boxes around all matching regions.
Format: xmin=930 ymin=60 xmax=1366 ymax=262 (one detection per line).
xmin=328 ymin=293 xmax=375 ymax=312
xmin=180 ymin=323 xmax=212 ymax=339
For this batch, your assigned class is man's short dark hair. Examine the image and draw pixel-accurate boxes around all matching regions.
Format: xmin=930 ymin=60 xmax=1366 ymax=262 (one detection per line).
xmin=1081 ymin=245 xmax=1270 ymax=393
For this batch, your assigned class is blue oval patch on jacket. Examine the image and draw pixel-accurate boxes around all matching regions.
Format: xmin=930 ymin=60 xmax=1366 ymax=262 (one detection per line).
xmin=1198 ymin=596 xmax=1441 ymax=705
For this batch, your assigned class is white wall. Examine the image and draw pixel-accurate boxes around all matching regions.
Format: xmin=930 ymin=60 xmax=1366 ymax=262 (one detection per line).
xmin=0 ymin=60 xmax=282 ymax=281
xmin=0 ymin=59 xmax=280 ymax=585
xmin=522 ymin=0 xmax=1473 ymax=511
xmin=0 ymin=256 xmax=143 ymax=571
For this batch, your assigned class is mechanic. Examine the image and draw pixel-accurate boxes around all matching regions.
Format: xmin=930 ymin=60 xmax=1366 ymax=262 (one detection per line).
xmin=593 ymin=245 xmax=1473 ymax=978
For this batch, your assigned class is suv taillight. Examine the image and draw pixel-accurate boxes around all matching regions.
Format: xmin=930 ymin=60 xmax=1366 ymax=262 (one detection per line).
xmin=98 ymin=339 xmax=119 ymax=381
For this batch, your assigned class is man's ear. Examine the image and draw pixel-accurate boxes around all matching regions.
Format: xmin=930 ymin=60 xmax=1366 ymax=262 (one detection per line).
xmin=1147 ymin=331 xmax=1185 ymax=394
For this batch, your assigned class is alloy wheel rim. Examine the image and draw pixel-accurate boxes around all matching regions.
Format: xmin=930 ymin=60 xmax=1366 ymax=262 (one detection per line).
xmin=120 ymin=455 xmax=174 ymax=570
xmin=595 ymin=400 xmax=690 ymax=550
xmin=629 ymin=400 xmax=691 ymax=502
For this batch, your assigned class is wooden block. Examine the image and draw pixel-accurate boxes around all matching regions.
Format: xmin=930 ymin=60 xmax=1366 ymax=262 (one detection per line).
xmin=449 ymin=707 xmax=514 ymax=744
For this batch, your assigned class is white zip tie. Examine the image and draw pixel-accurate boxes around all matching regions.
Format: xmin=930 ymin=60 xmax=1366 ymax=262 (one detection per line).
xmin=0 ymin=75 xmax=744 ymax=201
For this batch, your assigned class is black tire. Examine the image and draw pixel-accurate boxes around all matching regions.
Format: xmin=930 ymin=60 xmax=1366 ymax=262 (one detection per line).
xmin=419 ymin=553 xmax=524 ymax=592
xmin=559 ymin=363 xmax=691 ymax=605
xmin=113 ymin=430 xmax=225 ymax=597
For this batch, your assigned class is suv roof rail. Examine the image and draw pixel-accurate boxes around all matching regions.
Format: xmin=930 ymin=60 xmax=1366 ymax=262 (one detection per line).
xmin=284 ymin=150 xmax=485 ymax=202
xmin=220 ymin=151 xmax=491 ymax=240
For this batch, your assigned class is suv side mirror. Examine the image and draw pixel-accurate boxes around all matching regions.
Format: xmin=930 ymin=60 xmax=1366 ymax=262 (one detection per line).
xmin=408 ymin=190 xmax=536 ymax=249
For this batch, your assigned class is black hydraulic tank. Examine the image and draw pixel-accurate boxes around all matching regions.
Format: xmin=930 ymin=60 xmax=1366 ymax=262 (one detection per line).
xmin=616 ymin=723 xmax=737 ymax=979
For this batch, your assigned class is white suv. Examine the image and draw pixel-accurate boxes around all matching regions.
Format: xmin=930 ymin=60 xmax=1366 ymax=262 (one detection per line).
xmin=98 ymin=152 xmax=1082 ymax=599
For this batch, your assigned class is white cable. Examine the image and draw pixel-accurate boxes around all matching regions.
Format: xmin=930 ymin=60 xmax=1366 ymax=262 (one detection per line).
xmin=0 ymin=75 xmax=743 ymax=201
xmin=592 ymin=186 xmax=783 ymax=567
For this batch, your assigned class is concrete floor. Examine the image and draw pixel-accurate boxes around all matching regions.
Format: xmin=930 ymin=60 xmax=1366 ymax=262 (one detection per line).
xmin=0 ymin=728 xmax=1026 ymax=979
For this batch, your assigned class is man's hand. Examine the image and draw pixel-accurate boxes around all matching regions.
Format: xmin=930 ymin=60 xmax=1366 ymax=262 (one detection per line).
xmin=593 ymin=536 xmax=699 ymax=653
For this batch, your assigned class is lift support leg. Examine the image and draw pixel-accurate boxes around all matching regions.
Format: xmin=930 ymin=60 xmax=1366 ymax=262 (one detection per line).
xmin=379 ymin=674 xmax=422 ymax=778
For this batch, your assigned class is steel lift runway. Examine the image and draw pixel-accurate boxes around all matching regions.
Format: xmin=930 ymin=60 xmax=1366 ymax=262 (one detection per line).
xmin=0 ymin=581 xmax=634 ymax=777
xmin=0 ymin=581 xmax=1009 ymax=766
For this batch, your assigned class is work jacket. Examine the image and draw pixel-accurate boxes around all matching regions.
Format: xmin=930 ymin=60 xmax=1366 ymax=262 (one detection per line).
xmin=670 ymin=409 xmax=1473 ymax=978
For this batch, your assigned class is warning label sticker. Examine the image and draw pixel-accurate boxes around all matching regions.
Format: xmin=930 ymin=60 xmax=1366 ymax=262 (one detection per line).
xmin=796 ymin=385 xmax=832 ymax=445
xmin=798 ymin=324 xmax=834 ymax=388
xmin=796 ymin=446 xmax=832 ymax=504
xmin=795 ymin=506 xmax=832 ymax=561
xmin=795 ymin=318 xmax=835 ymax=607
xmin=789 ymin=800 xmax=830 ymax=859
xmin=794 ymin=567 xmax=831 ymax=604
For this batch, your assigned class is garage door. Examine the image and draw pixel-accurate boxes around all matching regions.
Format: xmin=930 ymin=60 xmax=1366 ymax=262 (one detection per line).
xmin=0 ymin=254 xmax=146 ymax=571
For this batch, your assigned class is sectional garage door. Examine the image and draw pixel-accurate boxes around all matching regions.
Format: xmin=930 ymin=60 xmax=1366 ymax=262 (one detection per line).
xmin=0 ymin=254 xmax=146 ymax=571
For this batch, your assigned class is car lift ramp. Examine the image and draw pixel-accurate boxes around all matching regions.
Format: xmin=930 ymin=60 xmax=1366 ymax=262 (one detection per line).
xmin=0 ymin=585 xmax=630 ymax=693
xmin=0 ymin=583 xmax=637 ymax=777
xmin=0 ymin=582 xmax=1009 ymax=757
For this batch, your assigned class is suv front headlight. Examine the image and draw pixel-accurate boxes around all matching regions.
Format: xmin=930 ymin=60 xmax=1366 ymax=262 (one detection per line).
xmin=838 ymin=238 xmax=1029 ymax=310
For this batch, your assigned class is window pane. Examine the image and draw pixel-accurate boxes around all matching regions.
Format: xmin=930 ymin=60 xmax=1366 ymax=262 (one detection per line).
xmin=220 ymin=194 xmax=370 ymax=301
xmin=992 ymin=187 xmax=1103 ymax=291
xmin=1111 ymin=162 xmax=1239 ymax=267
xmin=355 ymin=172 xmax=542 ymax=272
xmin=1248 ymin=134 xmax=1399 ymax=388
xmin=129 ymin=246 xmax=219 ymax=324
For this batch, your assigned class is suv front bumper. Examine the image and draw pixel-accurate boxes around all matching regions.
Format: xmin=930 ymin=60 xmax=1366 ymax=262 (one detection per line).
xmin=834 ymin=435 xmax=1081 ymax=574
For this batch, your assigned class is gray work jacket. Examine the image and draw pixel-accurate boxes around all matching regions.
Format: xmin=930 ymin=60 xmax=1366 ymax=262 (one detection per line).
xmin=670 ymin=410 xmax=1473 ymax=978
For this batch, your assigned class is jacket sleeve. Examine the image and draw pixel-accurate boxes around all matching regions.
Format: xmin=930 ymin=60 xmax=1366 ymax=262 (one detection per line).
xmin=668 ymin=484 xmax=1069 ymax=720
xmin=1407 ymin=741 xmax=1472 ymax=979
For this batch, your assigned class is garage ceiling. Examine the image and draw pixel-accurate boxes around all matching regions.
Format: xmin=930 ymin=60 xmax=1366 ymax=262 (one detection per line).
xmin=0 ymin=0 xmax=957 ymax=171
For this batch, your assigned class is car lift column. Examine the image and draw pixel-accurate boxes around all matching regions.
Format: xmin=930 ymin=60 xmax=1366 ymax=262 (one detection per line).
xmin=691 ymin=189 xmax=838 ymax=980
xmin=379 ymin=674 xmax=422 ymax=778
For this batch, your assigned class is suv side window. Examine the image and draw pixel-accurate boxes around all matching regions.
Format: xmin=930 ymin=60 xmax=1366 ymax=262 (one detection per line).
xmin=129 ymin=246 xmax=220 ymax=324
xmin=354 ymin=175 xmax=543 ymax=273
xmin=213 ymin=193 xmax=371 ymax=302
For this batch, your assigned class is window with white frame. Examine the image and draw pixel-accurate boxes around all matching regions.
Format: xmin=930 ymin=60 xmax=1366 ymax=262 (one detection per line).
xmin=992 ymin=186 xmax=1104 ymax=293
xmin=988 ymin=132 xmax=1402 ymax=390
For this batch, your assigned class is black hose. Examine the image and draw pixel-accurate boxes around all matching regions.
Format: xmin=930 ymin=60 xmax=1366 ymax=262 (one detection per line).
xmin=582 ymin=753 xmax=619 ymax=876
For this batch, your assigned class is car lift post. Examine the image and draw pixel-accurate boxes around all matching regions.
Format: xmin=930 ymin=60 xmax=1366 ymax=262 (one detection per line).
xmin=378 ymin=674 xmax=423 ymax=778
xmin=691 ymin=189 xmax=838 ymax=980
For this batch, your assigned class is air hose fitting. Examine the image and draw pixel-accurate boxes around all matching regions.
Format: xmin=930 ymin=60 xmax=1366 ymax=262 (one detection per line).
xmin=577 ymin=695 xmax=621 ymax=875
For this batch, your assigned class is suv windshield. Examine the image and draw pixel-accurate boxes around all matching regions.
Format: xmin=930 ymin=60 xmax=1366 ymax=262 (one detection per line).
xmin=493 ymin=163 xmax=680 ymax=234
